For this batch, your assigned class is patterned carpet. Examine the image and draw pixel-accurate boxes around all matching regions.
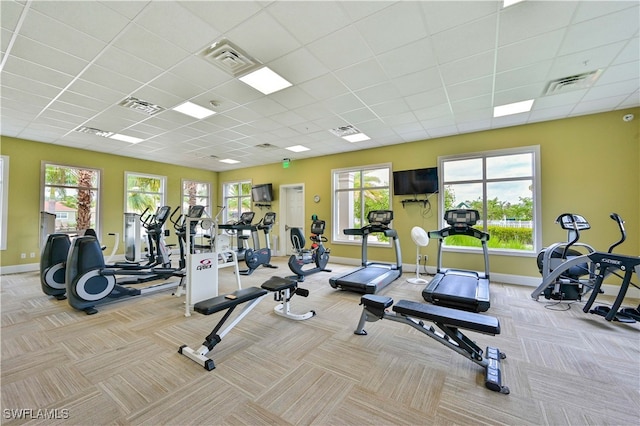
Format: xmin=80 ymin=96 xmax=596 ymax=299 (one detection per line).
xmin=2 ymin=257 xmax=639 ymax=425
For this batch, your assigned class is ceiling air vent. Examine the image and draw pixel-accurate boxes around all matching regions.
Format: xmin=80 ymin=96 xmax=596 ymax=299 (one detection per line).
xmin=255 ymin=143 xmax=277 ymax=149
xmin=543 ymin=70 xmax=603 ymax=95
xmin=199 ymin=39 xmax=261 ymax=77
xmin=329 ymin=125 xmax=360 ymax=138
xmin=118 ymin=96 xmax=165 ymax=116
xmin=75 ymin=126 xmax=113 ymax=137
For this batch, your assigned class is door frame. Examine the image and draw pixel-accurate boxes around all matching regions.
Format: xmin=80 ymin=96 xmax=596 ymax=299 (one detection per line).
xmin=279 ymin=183 xmax=305 ymax=256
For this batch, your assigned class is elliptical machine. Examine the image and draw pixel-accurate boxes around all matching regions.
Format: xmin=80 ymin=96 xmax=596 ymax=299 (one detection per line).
xmin=241 ymin=212 xmax=278 ymax=276
xmin=287 ymin=216 xmax=331 ymax=282
xmin=531 ymin=213 xmax=597 ymax=301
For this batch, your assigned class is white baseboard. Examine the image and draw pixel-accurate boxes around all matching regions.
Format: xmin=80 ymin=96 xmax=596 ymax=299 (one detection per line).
xmin=0 ymin=263 xmax=40 ymax=275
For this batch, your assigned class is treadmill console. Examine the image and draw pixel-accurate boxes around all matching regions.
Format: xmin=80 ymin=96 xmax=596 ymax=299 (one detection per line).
xmin=445 ymin=209 xmax=479 ymax=227
xmin=368 ymin=210 xmax=393 ymax=226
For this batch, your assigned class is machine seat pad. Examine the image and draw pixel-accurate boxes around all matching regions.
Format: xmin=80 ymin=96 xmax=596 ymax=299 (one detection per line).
xmin=361 ymin=294 xmax=393 ymax=310
xmin=194 ymin=287 xmax=268 ymax=315
xmin=393 ymin=300 xmax=500 ymax=335
xmin=261 ymin=276 xmax=297 ymax=292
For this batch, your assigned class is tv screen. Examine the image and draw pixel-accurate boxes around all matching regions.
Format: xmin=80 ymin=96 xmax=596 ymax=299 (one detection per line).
xmin=393 ymin=167 xmax=438 ymax=195
xmin=251 ymin=183 xmax=274 ymax=202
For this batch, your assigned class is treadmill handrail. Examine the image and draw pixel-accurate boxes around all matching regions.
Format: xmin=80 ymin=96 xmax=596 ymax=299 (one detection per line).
xmin=429 ymin=226 xmax=489 ymax=242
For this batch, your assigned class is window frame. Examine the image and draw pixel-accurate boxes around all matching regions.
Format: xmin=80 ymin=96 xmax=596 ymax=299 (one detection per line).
xmin=181 ymin=179 xmax=211 ymax=214
xmin=438 ymin=145 xmax=541 ymax=256
xmin=331 ymin=163 xmax=392 ymax=247
xmin=0 ymin=156 xmax=9 ymax=250
xmin=124 ymin=171 xmax=167 ymax=215
xmin=222 ymin=180 xmax=252 ymax=224
xmin=41 ymin=161 xmax=102 ymax=235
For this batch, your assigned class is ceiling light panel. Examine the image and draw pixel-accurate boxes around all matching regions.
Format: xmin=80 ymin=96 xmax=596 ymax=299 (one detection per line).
xmin=219 ymin=158 xmax=240 ymax=164
xmin=172 ymin=101 xmax=216 ymax=119
xmin=109 ymin=133 xmax=144 ymax=143
xmin=239 ymin=67 xmax=292 ymax=95
xmin=493 ymin=99 xmax=534 ymax=117
xmin=286 ymin=145 xmax=310 ymax=152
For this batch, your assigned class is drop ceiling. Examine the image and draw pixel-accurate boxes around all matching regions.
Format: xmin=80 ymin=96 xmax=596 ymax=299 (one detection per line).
xmin=1 ymin=1 xmax=638 ymax=172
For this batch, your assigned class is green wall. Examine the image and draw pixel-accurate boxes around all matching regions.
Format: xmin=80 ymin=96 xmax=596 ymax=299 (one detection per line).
xmin=219 ymin=109 xmax=640 ymax=280
xmin=0 ymin=138 xmax=216 ymax=267
xmin=2 ymin=108 xmax=638 ymax=281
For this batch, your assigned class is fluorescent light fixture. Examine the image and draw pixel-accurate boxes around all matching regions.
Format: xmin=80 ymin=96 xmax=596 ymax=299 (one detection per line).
xmin=503 ymin=0 xmax=525 ymax=7
xmin=286 ymin=145 xmax=310 ymax=152
xmin=493 ymin=99 xmax=534 ymax=117
xmin=239 ymin=67 xmax=292 ymax=95
xmin=172 ymin=101 xmax=216 ymax=119
xmin=219 ymin=158 xmax=240 ymax=164
xmin=343 ymin=133 xmax=370 ymax=143
xmin=109 ymin=133 xmax=144 ymax=144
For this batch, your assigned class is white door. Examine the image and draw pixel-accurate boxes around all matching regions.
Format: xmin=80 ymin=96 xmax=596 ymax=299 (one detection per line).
xmin=279 ymin=184 xmax=304 ymax=256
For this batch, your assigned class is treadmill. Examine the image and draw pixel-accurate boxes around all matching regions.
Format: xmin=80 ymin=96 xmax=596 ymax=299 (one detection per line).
xmin=422 ymin=209 xmax=491 ymax=312
xmin=329 ymin=210 xmax=402 ymax=294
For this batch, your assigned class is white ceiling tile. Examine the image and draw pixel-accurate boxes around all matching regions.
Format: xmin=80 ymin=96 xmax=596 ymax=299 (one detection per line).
xmin=179 ymin=1 xmax=263 ymax=34
xmin=269 ymin=48 xmax=328 ymax=85
xmin=392 ymin=67 xmax=444 ymax=97
xmin=355 ymin=2 xmax=428 ymax=55
xmin=497 ymin=30 xmax=564 ymax=72
xmin=93 ymin=46 xmax=164 ymax=84
xmin=377 ymin=38 xmax=438 ymax=78
xmin=112 ymin=24 xmax=190 ymax=70
xmin=322 ymin=93 xmax=367 ymax=115
xmin=164 ymin=56 xmax=231 ymax=91
xmin=306 ymin=25 xmax=373 ymax=70
xmin=559 ymin=8 xmax=639 ymax=56
xmin=498 ymin=1 xmax=577 ymax=44
xmin=421 ymin=1 xmax=497 ymax=35
xmin=299 ymin=74 xmax=349 ymax=101
xmin=1 ymin=1 xmax=26 ymax=31
xmin=614 ymin=37 xmax=640 ymax=64
xmin=598 ymin=61 xmax=640 ymax=85
xmin=268 ymin=1 xmax=351 ymax=45
xmin=548 ymin=41 xmax=628 ymax=80
xmin=404 ymin=87 xmax=449 ymax=110
xmin=19 ymin=10 xmax=107 ymax=62
xmin=438 ymin=51 xmax=495 ymax=86
xmin=355 ymin=83 xmax=401 ymax=106
xmin=495 ymin=62 xmax=553 ymax=92
xmin=80 ymin=65 xmax=142 ymax=95
xmin=31 ymin=0 xmax=132 ymax=42
xmin=226 ymin=10 xmax=301 ymax=64
xmin=10 ymin=35 xmax=88 ymax=76
xmin=334 ymin=59 xmax=388 ymax=92
xmin=135 ymin=2 xmax=221 ymax=53
xmin=447 ymin=76 xmax=493 ymax=102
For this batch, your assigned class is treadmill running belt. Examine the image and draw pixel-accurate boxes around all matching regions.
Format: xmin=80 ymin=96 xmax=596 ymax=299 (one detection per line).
xmin=432 ymin=274 xmax=479 ymax=300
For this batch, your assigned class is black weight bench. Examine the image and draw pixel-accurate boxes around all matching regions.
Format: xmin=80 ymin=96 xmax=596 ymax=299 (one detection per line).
xmin=354 ymin=295 xmax=509 ymax=394
xmin=179 ymin=277 xmax=315 ymax=370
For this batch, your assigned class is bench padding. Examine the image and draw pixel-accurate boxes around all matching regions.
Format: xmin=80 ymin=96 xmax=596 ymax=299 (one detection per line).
xmin=194 ymin=287 xmax=268 ymax=315
xmin=392 ymin=299 xmax=500 ymax=335
xmin=261 ymin=276 xmax=297 ymax=292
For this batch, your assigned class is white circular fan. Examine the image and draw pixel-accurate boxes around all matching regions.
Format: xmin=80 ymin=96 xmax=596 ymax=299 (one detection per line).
xmin=407 ymin=226 xmax=429 ymax=284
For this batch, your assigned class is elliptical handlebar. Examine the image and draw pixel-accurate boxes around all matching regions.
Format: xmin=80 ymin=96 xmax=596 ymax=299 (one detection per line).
xmin=607 ymin=213 xmax=626 ymax=254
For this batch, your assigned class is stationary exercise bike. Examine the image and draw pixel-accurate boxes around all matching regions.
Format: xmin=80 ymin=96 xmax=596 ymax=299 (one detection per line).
xmin=287 ymin=217 xmax=331 ymax=282
xmin=240 ymin=211 xmax=278 ymax=275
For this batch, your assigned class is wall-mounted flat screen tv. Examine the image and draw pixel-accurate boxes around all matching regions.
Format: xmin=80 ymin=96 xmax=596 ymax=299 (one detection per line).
xmin=251 ymin=183 xmax=274 ymax=202
xmin=392 ymin=167 xmax=438 ymax=195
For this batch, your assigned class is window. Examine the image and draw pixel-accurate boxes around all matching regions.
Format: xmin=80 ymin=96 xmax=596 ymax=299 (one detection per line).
xmin=125 ymin=172 xmax=166 ymax=214
xmin=332 ymin=164 xmax=391 ymax=244
xmin=223 ymin=180 xmax=252 ymax=223
xmin=42 ymin=163 xmax=100 ymax=234
xmin=182 ymin=179 xmax=211 ymax=214
xmin=0 ymin=156 xmax=8 ymax=250
xmin=439 ymin=146 xmax=541 ymax=254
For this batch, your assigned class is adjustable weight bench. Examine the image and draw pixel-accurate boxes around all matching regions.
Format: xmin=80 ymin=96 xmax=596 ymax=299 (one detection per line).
xmin=354 ymin=295 xmax=509 ymax=394
xmin=179 ymin=277 xmax=315 ymax=370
